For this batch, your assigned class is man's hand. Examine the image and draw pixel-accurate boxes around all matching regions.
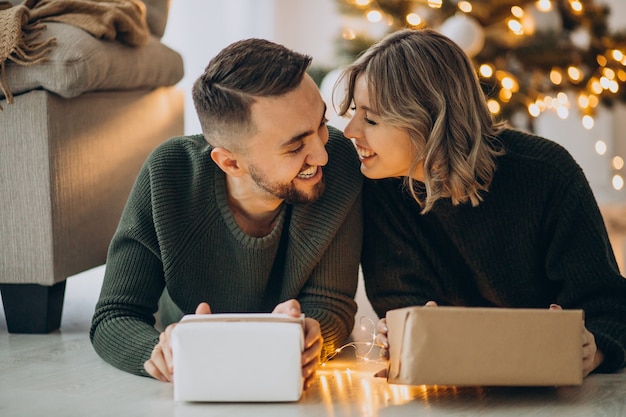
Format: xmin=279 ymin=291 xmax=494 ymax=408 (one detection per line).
xmin=549 ymin=304 xmax=604 ymax=377
xmin=374 ymin=300 xmax=438 ymax=378
xmin=143 ymin=302 xmax=212 ymax=382
xmin=273 ymin=299 xmax=323 ymax=390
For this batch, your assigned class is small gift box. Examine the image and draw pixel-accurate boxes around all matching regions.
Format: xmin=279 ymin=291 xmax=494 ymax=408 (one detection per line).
xmin=386 ymin=306 xmax=583 ymax=386
xmin=172 ymin=313 xmax=304 ymax=402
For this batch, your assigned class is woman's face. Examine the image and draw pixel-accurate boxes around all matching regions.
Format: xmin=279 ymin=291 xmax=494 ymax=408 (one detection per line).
xmin=343 ymin=74 xmax=421 ymax=180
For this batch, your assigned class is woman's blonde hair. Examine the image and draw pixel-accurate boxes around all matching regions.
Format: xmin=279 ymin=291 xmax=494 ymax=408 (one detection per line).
xmin=337 ymin=28 xmax=506 ymax=213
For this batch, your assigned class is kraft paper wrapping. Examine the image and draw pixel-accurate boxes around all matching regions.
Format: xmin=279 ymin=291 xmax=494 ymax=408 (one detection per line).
xmin=172 ymin=313 xmax=304 ymax=402
xmin=386 ymin=306 xmax=583 ymax=386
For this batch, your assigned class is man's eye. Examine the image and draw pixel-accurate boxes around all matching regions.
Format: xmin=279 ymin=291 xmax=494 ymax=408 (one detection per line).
xmin=288 ymin=144 xmax=305 ymax=154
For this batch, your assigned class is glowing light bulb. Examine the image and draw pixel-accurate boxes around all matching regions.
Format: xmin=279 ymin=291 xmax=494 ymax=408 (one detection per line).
xmin=550 ymin=68 xmax=562 ymax=85
xmin=428 ymin=0 xmax=443 ymax=8
xmin=511 ymin=6 xmax=524 ymax=18
xmin=367 ymin=9 xmax=383 ymax=23
xmin=487 ymin=99 xmax=501 ymax=114
xmin=582 ymin=115 xmax=594 ymax=129
xmin=458 ymin=1 xmax=472 ymax=13
xmin=613 ymin=156 xmax=624 ymax=170
xmin=406 ymin=12 xmax=422 ymax=26
xmin=557 ymin=106 xmax=569 ymax=119
xmin=567 ymin=66 xmax=582 ymax=82
xmin=508 ymin=19 xmax=524 ymax=35
xmin=536 ymin=0 xmax=552 ymax=12
xmin=570 ymin=0 xmax=583 ymax=13
xmin=528 ymin=103 xmax=541 ymax=117
xmin=595 ymin=140 xmax=607 ymax=155
xmin=479 ymin=64 xmax=494 ymax=77
xmin=613 ymin=174 xmax=624 ymax=191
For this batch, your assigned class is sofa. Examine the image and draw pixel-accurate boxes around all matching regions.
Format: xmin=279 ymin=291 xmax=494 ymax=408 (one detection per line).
xmin=0 ymin=0 xmax=184 ymax=333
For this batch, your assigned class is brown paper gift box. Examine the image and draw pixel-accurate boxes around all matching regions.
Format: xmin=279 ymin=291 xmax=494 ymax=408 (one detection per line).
xmin=386 ymin=306 xmax=583 ymax=386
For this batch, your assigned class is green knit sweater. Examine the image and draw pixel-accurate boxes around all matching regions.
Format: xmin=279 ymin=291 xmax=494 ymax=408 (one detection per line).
xmin=362 ymin=128 xmax=626 ymax=373
xmin=90 ymin=127 xmax=363 ymax=377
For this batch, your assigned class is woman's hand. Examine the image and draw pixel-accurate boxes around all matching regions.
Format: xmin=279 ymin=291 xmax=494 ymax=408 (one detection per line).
xmin=549 ymin=304 xmax=604 ymax=377
xmin=374 ymin=300 xmax=437 ymax=377
xmin=273 ymin=299 xmax=323 ymax=390
xmin=143 ymin=302 xmax=211 ymax=382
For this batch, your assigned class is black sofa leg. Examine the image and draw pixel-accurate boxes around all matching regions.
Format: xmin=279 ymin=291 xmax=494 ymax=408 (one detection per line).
xmin=0 ymin=281 xmax=66 ymax=333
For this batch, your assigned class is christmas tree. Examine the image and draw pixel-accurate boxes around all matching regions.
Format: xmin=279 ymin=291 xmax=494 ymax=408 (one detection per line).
xmin=334 ymin=0 xmax=626 ymax=129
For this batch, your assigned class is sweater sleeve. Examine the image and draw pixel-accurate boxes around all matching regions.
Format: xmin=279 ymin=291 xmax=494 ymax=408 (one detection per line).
xmin=89 ymin=156 xmax=166 ymax=377
xmin=542 ymin=165 xmax=626 ymax=373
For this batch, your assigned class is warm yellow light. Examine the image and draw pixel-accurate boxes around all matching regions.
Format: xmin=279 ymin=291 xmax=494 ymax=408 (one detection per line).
xmin=582 ymin=115 xmax=594 ymax=130
xmin=428 ymin=0 xmax=443 ymax=8
xmin=569 ymin=0 xmax=583 ymax=13
xmin=499 ymin=89 xmax=512 ymax=101
xmin=578 ymin=93 xmax=590 ymax=108
xmin=550 ymin=68 xmax=562 ymax=85
xmin=595 ymin=140 xmax=607 ymax=155
xmin=618 ymin=69 xmax=626 ymax=82
xmin=366 ymin=9 xmax=383 ymax=23
xmin=613 ymin=174 xmax=624 ymax=191
xmin=507 ymin=19 xmax=524 ymax=35
xmin=557 ymin=92 xmax=569 ymax=105
xmin=557 ymin=106 xmax=569 ymax=119
xmin=603 ymin=67 xmax=616 ymax=79
xmin=609 ymin=80 xmax=619 ymax=93
xmin=479 ymin=64 xmax=494 ymax=77
xmin=342 ymin=28 xmax=356 ymax=40
xmin=487 ymin=99 xmax=501 ymax=114
xmin=528 ymin=103 xmax=541 ymax=117
xmin=536 ymin=0 xmax=552 ymax=12
xmin=355 ymin=0 xmax=372 ymax=6
xmin=511 ymin=6 xmax=524 ymax=18
xmin=612 ymin=49 xmax=624 ymax=62
xmin=597 ymin=55 xmax=608 ymax=67
xmin=589 ymin=78 xmax=603 ymax=95
xmin=458 ymin=1 xmax=472 ymax=13
xmin=588 ymin=94 xmax=599 ymax=108
xmin=613 ymin=156 xmax=625 ymax=170
xmin=600 ymin=76 xmax=611 ymax=89
xmin=406 ymin=13 xmax=422 ymax=26
xmin=567 ymin=66 xmax=582 ymax=82
xmin=501 ymin=77 xmax=515 ymax=90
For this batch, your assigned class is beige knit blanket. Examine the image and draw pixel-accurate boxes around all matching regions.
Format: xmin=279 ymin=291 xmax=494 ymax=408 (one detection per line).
xmin=0 ymin=0 xmax=149 ymax=110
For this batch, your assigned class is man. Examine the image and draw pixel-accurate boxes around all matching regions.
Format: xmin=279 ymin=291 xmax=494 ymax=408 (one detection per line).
xmin=89 ymin=38 xmax=363 ymax=390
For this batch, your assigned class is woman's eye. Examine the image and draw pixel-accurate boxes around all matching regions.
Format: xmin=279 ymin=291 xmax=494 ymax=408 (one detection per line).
xmin=365 ymin=117 xmax=378 ymax=126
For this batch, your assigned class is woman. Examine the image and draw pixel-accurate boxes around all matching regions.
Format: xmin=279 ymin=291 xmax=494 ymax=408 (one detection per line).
xmin=336 ymin=28 xmax=626 ymax=376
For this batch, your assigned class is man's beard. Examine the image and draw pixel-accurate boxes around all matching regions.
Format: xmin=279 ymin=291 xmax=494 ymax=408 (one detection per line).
xmin=248 ymin=163 xmax=325 ymax=205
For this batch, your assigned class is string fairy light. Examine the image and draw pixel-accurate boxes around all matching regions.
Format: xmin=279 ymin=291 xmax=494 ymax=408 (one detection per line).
xmin=322 ymin=316 xmax=386 ymax=365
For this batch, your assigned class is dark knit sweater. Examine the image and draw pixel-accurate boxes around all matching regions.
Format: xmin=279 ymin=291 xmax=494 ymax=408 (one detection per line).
xmin=362 ymin=128 xmax=626 ymax=373
xmin=90 ymin=126 xmax=363 ymax=377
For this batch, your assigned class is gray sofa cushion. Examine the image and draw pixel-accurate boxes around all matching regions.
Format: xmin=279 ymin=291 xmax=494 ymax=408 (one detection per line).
xmin=1 ymin=21 xmax=183 ymax=99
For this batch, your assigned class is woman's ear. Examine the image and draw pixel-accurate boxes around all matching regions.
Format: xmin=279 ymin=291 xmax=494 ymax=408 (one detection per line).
xmin=210 ymin=147 xmax=244 ymax=177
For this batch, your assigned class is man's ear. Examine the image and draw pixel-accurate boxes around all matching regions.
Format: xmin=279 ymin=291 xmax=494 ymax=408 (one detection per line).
xmin=210 ymin=147 xmax=245 ymax=177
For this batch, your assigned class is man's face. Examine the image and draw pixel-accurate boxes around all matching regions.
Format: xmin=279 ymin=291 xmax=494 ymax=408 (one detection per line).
xmin=241 ymin=75 xmax=329 ymax=205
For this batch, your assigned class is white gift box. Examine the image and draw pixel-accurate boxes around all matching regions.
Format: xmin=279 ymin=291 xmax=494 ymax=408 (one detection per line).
xmin=172 ymin=313 xmax=304 ymax=402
